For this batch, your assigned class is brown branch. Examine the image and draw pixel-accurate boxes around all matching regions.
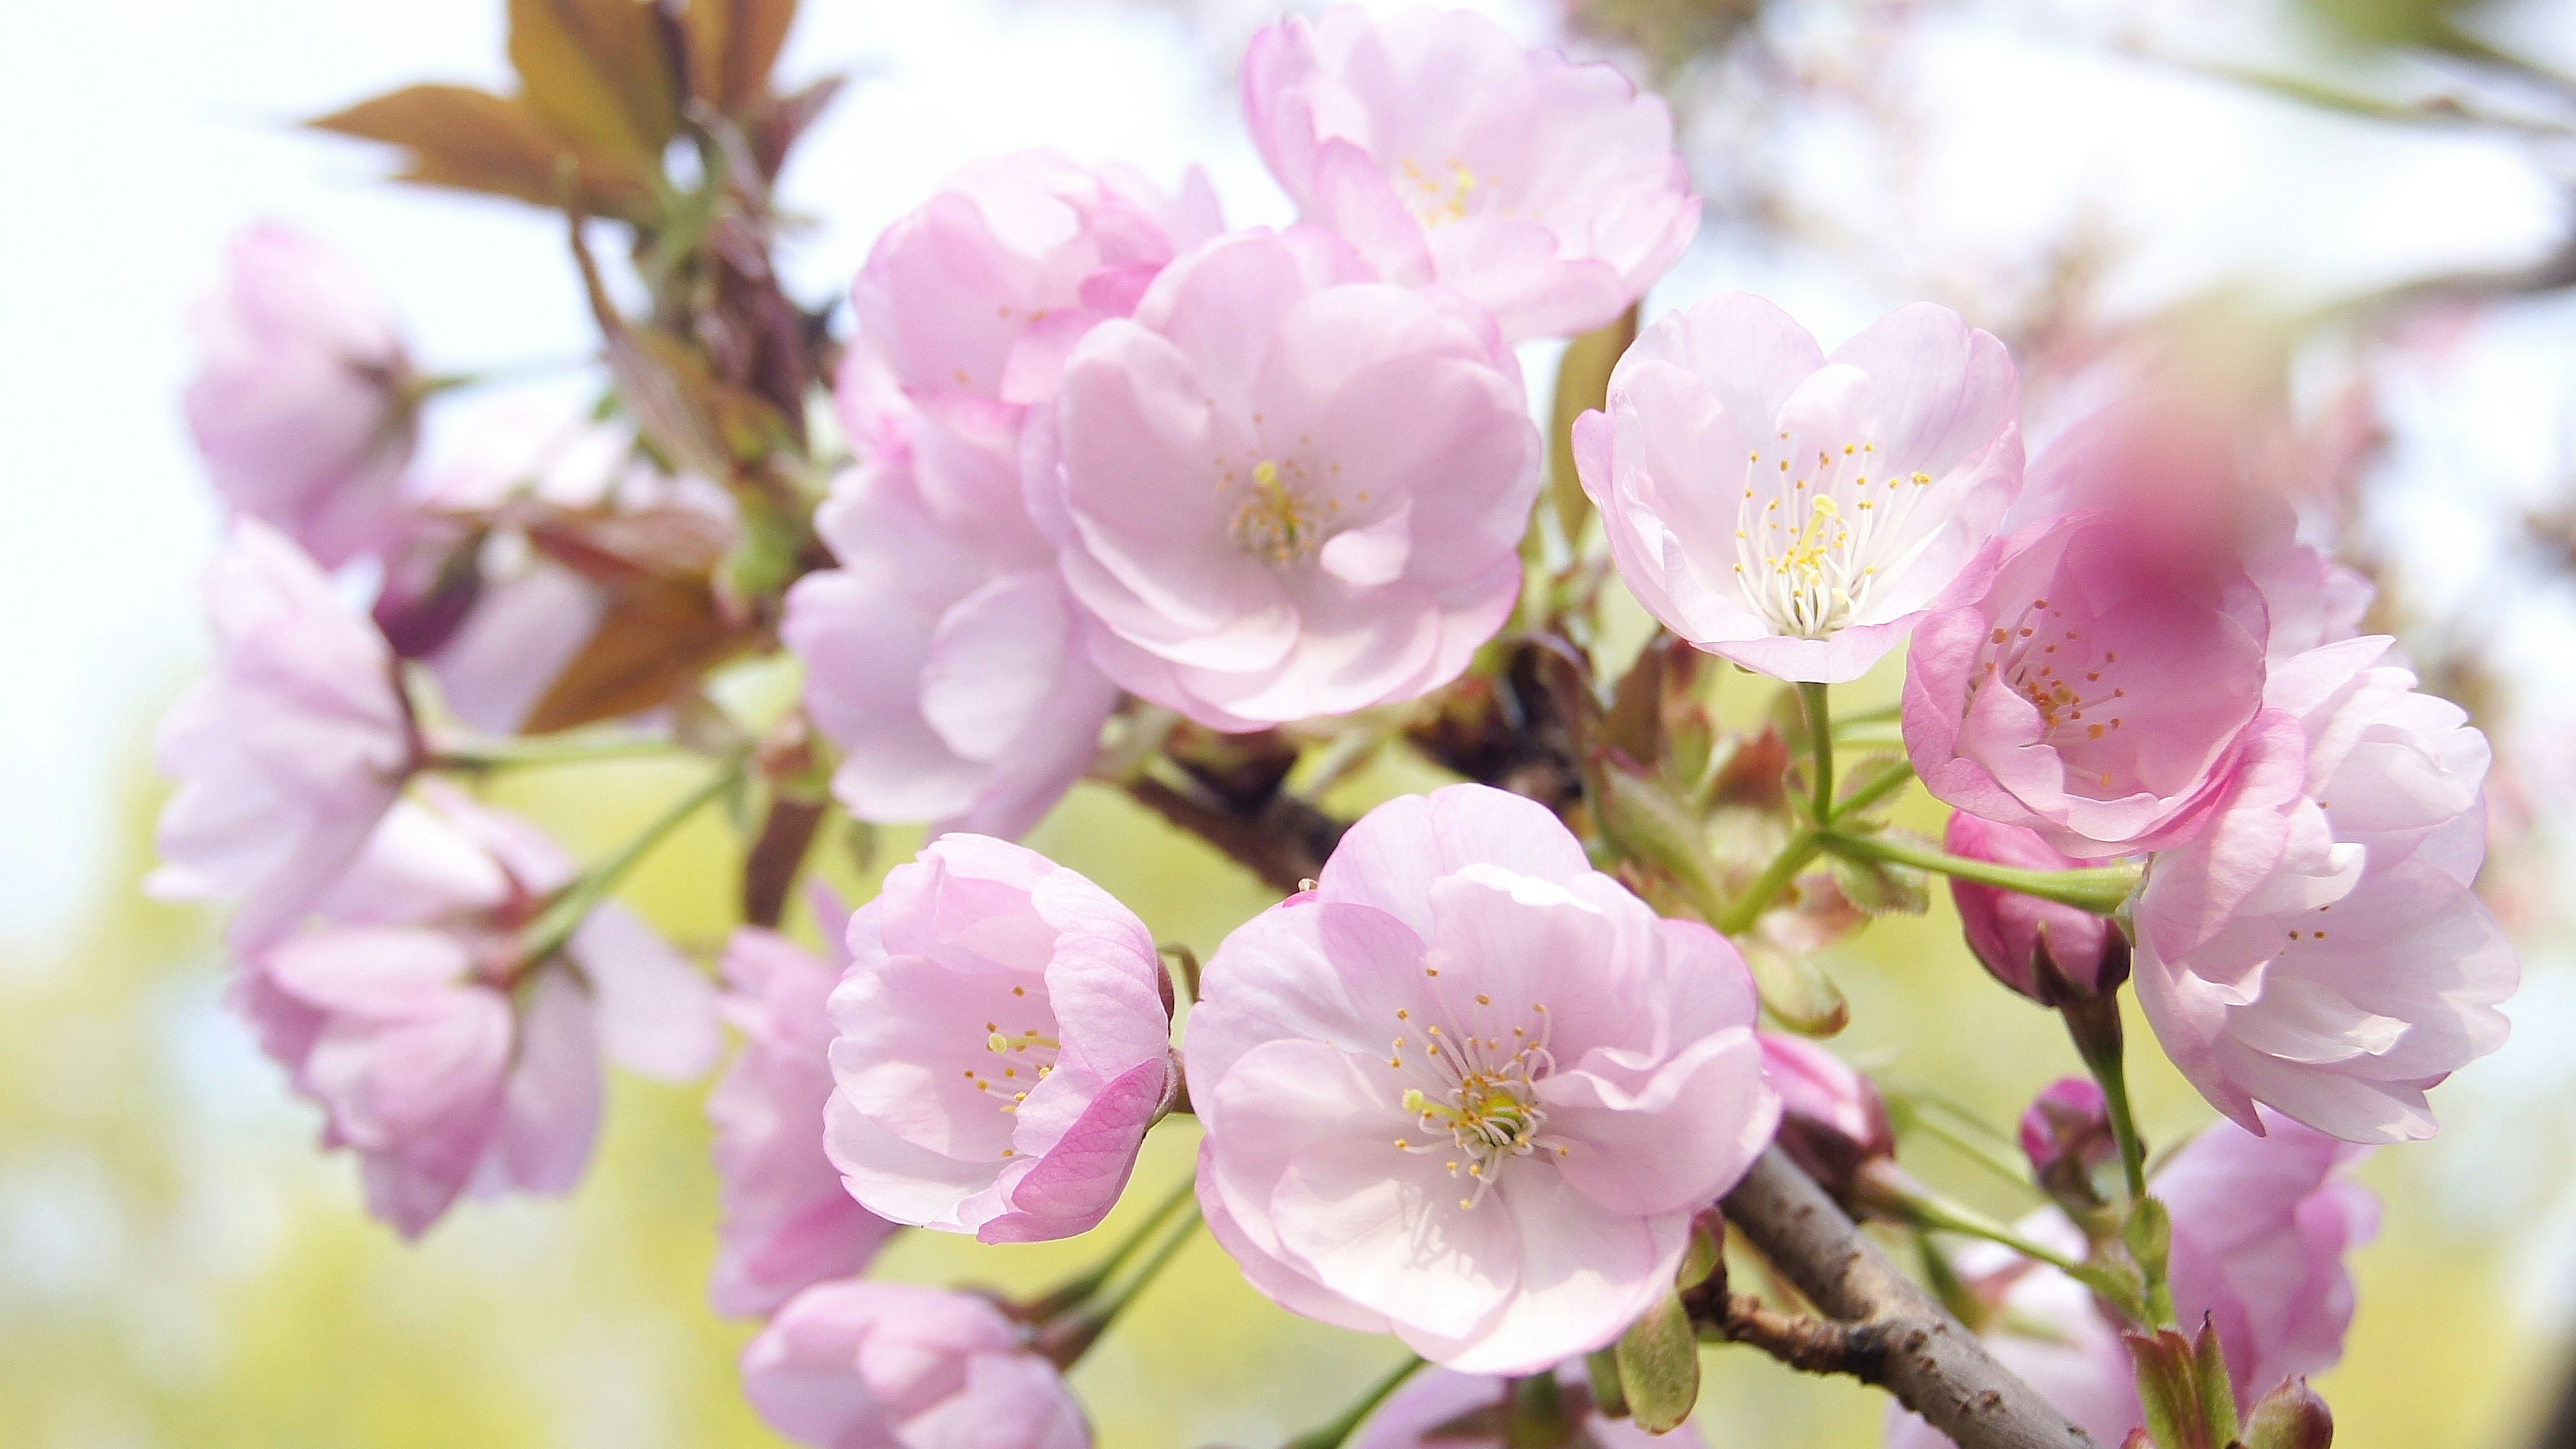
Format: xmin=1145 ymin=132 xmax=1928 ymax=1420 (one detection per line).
xmin=1719 ymin=1147 xmax=2100 ymax=1449
xmin=1122 ymin=775 xmax=1342 ymax=895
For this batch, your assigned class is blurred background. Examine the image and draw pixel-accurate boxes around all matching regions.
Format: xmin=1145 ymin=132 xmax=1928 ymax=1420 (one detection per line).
xmin=7 ymin=0 xmax=2576 ymax=1444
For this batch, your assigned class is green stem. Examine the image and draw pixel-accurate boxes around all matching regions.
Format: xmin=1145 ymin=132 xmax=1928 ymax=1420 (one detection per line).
xmin=1799 ymin=681 xmax=1834 ymax=823
xmin=1894 ymin=1091 xmax=2043 ymax=1197
xmin=1035 ymin=1175 xmax=1199 ymax=1313
xmin=1828 ymin=759 xmax=1917 ymax=824
xmin=1714 ymin=828 xmax=1821 ymax=936
xmin=1285 ymin=1355 xmax=1429 ymax=1449
xmin=517 ymin=757 xmax=743 ymax=965
xmin=1890 ymin=1188 xmax=2088 ymax=1279
xmin=428 ymin=734 xmax=680 ymax=773
xmin=1088 ymin=1205 xmax=1201 ymax=1324
xmin=1818 ymin=832 xmax=2139 ymax=914
xmin=2084 ymin=1027 xmax=2152 ymax=1205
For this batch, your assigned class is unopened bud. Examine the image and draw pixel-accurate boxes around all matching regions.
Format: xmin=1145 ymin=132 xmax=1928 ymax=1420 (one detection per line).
xmin=2245 ymin=1378 xmax=2334 ymax=1449
xmin=1759 ymin=1033 xmax=1894 ymax=1201
xmin=1945 ymin=814 xmax=2130 ymax=1004
xmin=2020 ymin=1077 xmax=2118 ymax=1213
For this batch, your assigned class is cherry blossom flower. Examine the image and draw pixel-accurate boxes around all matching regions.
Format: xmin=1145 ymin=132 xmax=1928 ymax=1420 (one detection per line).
xmin=824 ymin=835 xmax=1174 ymax=1243
xmin=741 ymin=1279 xmax=1087 ymax=1449
xmin=784 ymin=401 xmax=1115 ymax=839
xmin=1574 ymin=294 xmax=2022 ymax=683
xmin=1942 ymin=814 xmax=2131 ymax=1002
xmin=844 ymin=148 xmax=1222 ymax=435
xmin=185 ymin=223 xmax=417 ymax=566
xmin=235 ymin=784 xmax=720 ymax=1236
xmin=149 ymin=519 xmax=415 ymax=950
xmin=1350 ymin=1362 xmax=1703 ymax=1448
xmin=1242 ymin=5 xmax=1697 ymax=341
xmin=1041 ymin=227 xmax=1541 ymax=729
xmin=1885 ymin=1108 xmax=2376 ymax=1448
xmin=1904 ymin=508 xmax=2277 ymax=857
xmin=711 ymin=888 xmax=901 ymax=1319
xmin=2133 ymin=635 xmax=2514 ymax=1143
xmin=1187 ymin=784 xmax=1776 ymax=1373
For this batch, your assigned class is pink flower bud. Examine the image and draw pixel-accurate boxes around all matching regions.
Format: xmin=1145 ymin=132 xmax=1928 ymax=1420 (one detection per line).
xmin=1943 ymin=813 xmax=2129 ymax=1004
xmin=1758 ymin=1033 xmax=1894 ymax=1198
xmin=2018 ymin=1077 xmax=2116 ymax=1212
xmin=2244 ymin=1378 xmax=2334 ymax=1449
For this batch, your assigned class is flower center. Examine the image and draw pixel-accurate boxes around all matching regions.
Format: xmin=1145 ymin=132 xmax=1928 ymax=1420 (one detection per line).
xmin=1228 ymin=457 xmax=1348 ymax=564
xmin=1731 ymin=439 xmax=1935 ymax=638
xmin=962 ymin=1006 xmax=1060 ymax=1151
xmin=1384 ymin=994 xmax=1566 ymax=1209
xmin=1396 ymin=156 xmax=1481 ymax=226
xmin=1968 ymin=594 xmax=2131 ymax=791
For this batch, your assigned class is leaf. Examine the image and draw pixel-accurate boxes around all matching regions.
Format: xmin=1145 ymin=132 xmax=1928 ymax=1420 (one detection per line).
xmin=1585 ymin=1349 xmax=1631 ymax=1421
xmin=1834 ymin=751 xmax=1916 ymax=818
xmin=1601 ymin=637 xmax=1668 ymax=769
xmin=746 ymin=72 xmax=845 ymax=178
xmin=522 ymin=576 xmax=747 ymax=733
xmin=307 ymin=85 xmax=656 ymax=222
xmin=2125 ymin=1328 xmax=2208 ymax=1449
xmin=1739 ymin=940 xmax=1849 ymax=1037
xmin=2193 ymin=1318 xmax=2242 ymax=1449
xmin=1543 ymin=305 xmax=1640 ymax=554
xmin=1827 ymin=849 xmax=1929 ymax=918
xmin=508 ymin=0 xmax=678 ymax=164
xmin=1613 ymin=1287 xmax=1701 ymax=1435
xmin=692 ymin=0 xmax=798 ymax=113
xmin=1591 ymin=751 xmax=1725 ymax=922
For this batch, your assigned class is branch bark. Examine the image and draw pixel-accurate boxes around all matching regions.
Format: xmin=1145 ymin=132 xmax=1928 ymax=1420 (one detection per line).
xmin=1123 ymin=775 xmax=1343 ymax=895
xmin=1719 ymin=1147 xmax=2100 ymax=1449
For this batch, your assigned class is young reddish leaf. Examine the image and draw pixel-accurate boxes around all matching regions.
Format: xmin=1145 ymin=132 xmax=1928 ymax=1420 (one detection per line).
xmin=710 ymin=0 xmax=798 ymax=112
xmin=307 ymin=85 xmax=655 ymax=222
xmin=522 ymin=576 xmax=746 ymax=733
xmin=508 ymin=0 xmax=679 ymax=164
xmin=1542 ymin=304 xmax=1638 ymax=555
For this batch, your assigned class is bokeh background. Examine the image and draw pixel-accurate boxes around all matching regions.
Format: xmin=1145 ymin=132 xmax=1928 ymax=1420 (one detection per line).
xmin=7 ymin=0 xmax=2576 ymax=1445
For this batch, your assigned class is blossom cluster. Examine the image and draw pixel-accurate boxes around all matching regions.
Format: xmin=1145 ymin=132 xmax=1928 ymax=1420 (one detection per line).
xmin=150 ymin=3 xmax=2520 ymax=1448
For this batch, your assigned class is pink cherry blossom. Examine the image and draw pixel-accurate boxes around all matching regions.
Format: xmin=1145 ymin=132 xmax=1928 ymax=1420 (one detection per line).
xmin=186 ymin=223 xmax=417 ymax=566
xmin=844 ymin=148 xmax=1221 ymax=433
xmin=2133 ymin=636 xmax=2514 ymax=1142
xmin=1187 ymin=784 xmax=1777 ymax=1373
xmin=2018 ymin=1077 xmax=2117 ymax=1207
xmin=784 ymin=401 xmax=1116 ymax=839
xmin=1760 ymin=1033 xmax=1894 ymax=1193
xmin=1242 ymin=5 xmax=1697 ymax=341
xmin=149 ymin=519 xmax=415 ymax=950
xmin=1886 ymin=1108 xmax=2375 ymax=1448
xmin=1574 ymin=294 xmax=2022 ymax=683
xmin=1350 ymin=1362 xmax=1703 ymax=1449
xmin=236 ymin=784 xmax=720 ymax=1236
xmin=824 ymin=835 xmax=1174 ymax=1242
xmin=1041 ymin=227 xmax=1541 ymax=729
xmin=741 ymin=1278 xmax=1087 ymax=1449
xmin=1942 ymin=814 xmax=2130 ymax=1002
xmin=1904 ymin=508 xmax=2275 ymax=857
xmin=711 ymin=889 xmax=902 ymax=1318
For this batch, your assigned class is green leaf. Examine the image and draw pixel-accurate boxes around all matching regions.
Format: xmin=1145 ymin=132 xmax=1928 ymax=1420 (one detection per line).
xmin=1737 ymin=941 xmax=1849 ymax=1038
xmin=1613 ymin=1288 xmax=1701 ymax=1435
xmin=1833 ymin=750 xmax=1915 ymax=819
xmin=1827 ymin=849 xmax=1929 ymax=918
xmin=2125 ymin=1195 xmax=2176 ymax=1322
xmin=1591 ymin=752 xmax=1725 ymax=921
xmin=508 ymin=0 xmax=679 ymax=165
xmin=2192 ymin=1317 xmax=2241 ymax=1448
xmin=1539 ymin=307 xmax=1638 ymax=559
xmin=2124 ymin=1328 xmax=2207 ymax=1449
xmin=1585 ymin=1349 xmax=1631 ymax=1421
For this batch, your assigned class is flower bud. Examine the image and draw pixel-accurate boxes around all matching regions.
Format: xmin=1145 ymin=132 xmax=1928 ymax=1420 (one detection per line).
xmin=1759 ymin=1033 xmax=1895 ymax=1200
xmin=2245 ymin=1378 xmax=2334 ymax=1449
xmin=2020 ymin=1077 xmax=2118 ymax=1213
xmin=1944 ymin=813 xmax=2131 ymax=1003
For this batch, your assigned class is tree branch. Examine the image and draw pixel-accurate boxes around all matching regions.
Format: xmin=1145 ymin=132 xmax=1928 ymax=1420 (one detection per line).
xmin=1719 ymin=1148 xmax=2100 ymax=1449
xmin=1123 ymin=775 xmax=1342 ymax=894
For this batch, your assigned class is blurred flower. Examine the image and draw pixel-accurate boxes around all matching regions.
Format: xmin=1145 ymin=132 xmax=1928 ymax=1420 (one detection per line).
xmin=148 ymin=519 xmax=414 ymax=950
xmin=1575 ymin=295 xmax=2023 ymax=683
xmin=1759 ymin=1032 xmax=1894 ymax=1199
xmin=1240 ymin=5 xmax=1697 ymax=341
xmin=710 ymin=888 xmax=900 ymax=1319
xmin=1886 ymin=1109 xmax=2376 ymax=1447
xmin=741 ymin=1279 xmax=1087 ymax=1449
xmin=1943 ymin=814 xmax=2130 ymax=1002
xmin=237 ymin=784 xmax=719 ymax=1237
xmin=1350 ymin=1362 xmax=1701 ymax=1448
xmin=2135 ymin=636 xmax=2514 ymax=1142
xmin=2017 ymin=1077 xmax=2116 ymax=1213
xmin=185 ymin=223 xmax=417 ymax=566
xmin=784 ymin=402 xmax=1114 ymax=839
xmin=825 ymin=835 xmax=1173 ymax=1243
xmin=1187 ymin=784 xmax=1776 ymax=1373
xmin=1041 ymin=227 xmax=1540 ymax=729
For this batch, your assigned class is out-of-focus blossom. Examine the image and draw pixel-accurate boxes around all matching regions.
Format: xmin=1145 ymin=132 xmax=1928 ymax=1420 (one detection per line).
xmin=844 ymin=148 xmax=1222 ymax=434
xmin=1760 ymin=1032 xmax=1894 ymax=1196
xmin=1240 ymin=5 xmax=1697 ymax=341
xmin=1906 ymin=508 xmax=2274 ymax=857
xmin=1943 ymin=814 xmax=2131 ymax=1002
xmin=1350 ymin=1362 xmax=1703 ymax=1448
xmin=1575 ymin=295 xmax=2022 ymax=683
xmin=150 ymin=519 xmax=415 ymax=950
xmin=2017 ymin=1077 xmax=2116 ymax=1212
xmin=1187 ymin=784 xmax=1776 ymax=1373
xmin=741 ymin=1279 xmax=1087 ymax=1449
xmin=711 ymin=888 xmax=901 ymax=1319
xmin=1886 ymin=1109 xmax=2376 ymax=1448
xmin=825 ymin=835 xmax=1173 ymax=1243
xmin=1042 ymin=227 xmax=1540 ymax=729
xmin=185 ymin=223 xmax=417 ymax=566
xmin=784 ymin=402 xmax=1114 ymax=839
xmin=2134 ymin=636 xmax=2514 ymax=1142
xmin=237 ymin=785 xmax=720 ymax=1236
